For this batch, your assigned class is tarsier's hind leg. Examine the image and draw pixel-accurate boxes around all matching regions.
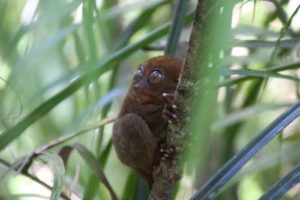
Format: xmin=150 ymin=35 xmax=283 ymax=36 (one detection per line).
xmin=113 ymin=113 xmax=157 ymax=185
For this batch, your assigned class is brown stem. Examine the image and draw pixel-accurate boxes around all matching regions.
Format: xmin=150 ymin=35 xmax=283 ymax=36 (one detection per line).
xmin=149 ymin=0 xmax=211 ymax=199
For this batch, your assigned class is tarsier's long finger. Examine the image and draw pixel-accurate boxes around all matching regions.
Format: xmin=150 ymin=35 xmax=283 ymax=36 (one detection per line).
xmin=163 ymin=108 xmax=180 ymax=124
xmin=162 ymin=92 xmax=175 ymax=103
xmin=159 ymin=144 xmax=181 ymax=162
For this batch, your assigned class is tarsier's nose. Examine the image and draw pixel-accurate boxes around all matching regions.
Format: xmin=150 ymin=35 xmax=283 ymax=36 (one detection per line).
xmin=133 ymin=82 xmax=145 ymax=92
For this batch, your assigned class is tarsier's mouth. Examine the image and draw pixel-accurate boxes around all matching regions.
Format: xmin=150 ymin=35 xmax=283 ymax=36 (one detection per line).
xmin=133 ymin=88 xmax=159 ymax=104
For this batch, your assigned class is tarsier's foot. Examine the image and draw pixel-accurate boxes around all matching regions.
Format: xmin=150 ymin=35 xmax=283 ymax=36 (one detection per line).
xmin=159 ymin=143 xmax=181 ymax=164
xmin=152 ymin=165 xmax=182 ymax=185
xmin=152 ymin=143 xmax=181 ymax=175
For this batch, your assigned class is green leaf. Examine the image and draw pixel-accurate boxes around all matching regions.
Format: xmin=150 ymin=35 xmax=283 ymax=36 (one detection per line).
xmin=39 ymin=153 xmax=65 ymax=200
xmin=219 ymin=68 xmax=300 ymax=87
xmin=97 ymin=0 xmax=168 ymax=21
xmin=0 ymin=11 xmax=194 ymax=151
xmin=191 ymin=100 xmax=300 ymax=200
xmin=235 ymin=39 xmax=300 ymax=49
xmin=223 ymin=68 xmax=300 ymax=81
xmin=233 ymin=25 xmax=279 ymax=38
xmin=73 ymin=143 xmax=118 ymax=200
xmin=121 ymin=172 xmax=138 ymax=199
xmin=211 ymin=103 xmax=289 ymax=130
xmin=270 ymin=61 xmax=300 ymax=72
xmin=266 ymin=0 xmax=288 ymax=26
xmin=66 ymin=88 xmax=124 ymax=132
xmin=259 ymin=164 xmax=300 ymax=200
xmin=165 ymin=0 xmax=190 ymax=55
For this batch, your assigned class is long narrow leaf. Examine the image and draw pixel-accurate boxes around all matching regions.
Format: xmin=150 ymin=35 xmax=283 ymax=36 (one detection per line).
xmin=211 ymin=103 xmax=289 ymax=130
xmin=235 ymin=39 xmax=300 ymax=48
xmin=259 ymin=164 xmax=300 ymax=200
xmin=219 ymin=67 xmax=300 ymax=87
xmin=190 ymin=100 xmax=300 ymax=200
xmin=270 ymin=61 xmax=300 ymax=72
xmin=39 ymin=153 xmax=65 ymax=200
xmin=0 ymin=12 xmax=194 ymax=151
xmin=73 ymin=144 xmax=118 ymax=200
xmin=221 ymin=68 xmax=300 ymax=82
xmin=165 ymin=0 xmax=190 ymax=55
xmin=121 ymin=172 xmax=138 ymax=199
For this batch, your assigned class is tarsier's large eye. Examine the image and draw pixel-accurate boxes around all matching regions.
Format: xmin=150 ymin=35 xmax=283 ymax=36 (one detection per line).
xmin=148 ymin=70 xmax=164 ymax=84
xmin=134 ymin=68 xmax=143 ymax=81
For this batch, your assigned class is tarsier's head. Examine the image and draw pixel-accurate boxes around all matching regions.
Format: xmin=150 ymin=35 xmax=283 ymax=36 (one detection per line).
xmin=132 ymin=55 xmax=183 ymax=104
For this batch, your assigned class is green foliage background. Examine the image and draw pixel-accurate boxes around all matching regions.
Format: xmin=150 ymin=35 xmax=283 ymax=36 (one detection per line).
xmin=0 ymin=0 xmax=300 ymax=199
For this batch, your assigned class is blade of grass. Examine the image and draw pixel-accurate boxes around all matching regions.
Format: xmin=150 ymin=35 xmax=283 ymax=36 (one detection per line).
xmin=19 ymin=23 xmax=79 ymax=63
xmin=217 ymin=146 xmax=300 ymax=191
xmin=259 ymin=164 xmax=300 ymax=200
xmin=264 ymin=0 xmax=296 ymax=36
xmin=39 ymin=153 xmax=65 ymax=200
xmin=165 ymin=0 xmax=190 ymax=55
xmin=73 ymin=143 xmax=118 ymax=200
xmin=258 ymin=3 xmax=300 ymax=103
xmin=67 ymin=88 xmax=124 ymax=131
xmin=219 ymin=65 xmax=300 ymax=87
xmin=235 ymin=39 xmax=300 ymax=49
xmin=190 ymin=100 xmax=300 ymax=200
xmin=133 ymin=178 xmax=150 ymax=200
xmin=0 ymin=116 xmax=115 ymax=184
xmin=239 ymin=146 xmax=300 ymax=178
xmin=211 ymin=103 xmax=289 ymax=130
xmin=270 ymin=61 xmax=300 ymax=72
xmin=121 ymin=172 xmax=138 ymax=199
xmin=97 ymin=0 xmax=168 ymax=21
xmin=0 ymin=11 xmax=194 ymax=151
xmin=209 ymin=147 xmax=300 ymax=196
xmin=233 ymin=25 xmax=279 ymax=38
xmin=5 ymin=0 xmax=82 ymax=56
xmin=221 ymin=68 xmax=300 ymax=82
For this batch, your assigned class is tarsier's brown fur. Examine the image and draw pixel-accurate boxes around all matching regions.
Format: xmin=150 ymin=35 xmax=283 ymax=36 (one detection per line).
xmin=112 ymin=55 xmax=183 ymax=187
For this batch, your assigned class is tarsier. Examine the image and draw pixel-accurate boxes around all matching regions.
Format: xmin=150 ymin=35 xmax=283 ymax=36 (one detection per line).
xmin=112 ymin=55 xmax=183 ymax=188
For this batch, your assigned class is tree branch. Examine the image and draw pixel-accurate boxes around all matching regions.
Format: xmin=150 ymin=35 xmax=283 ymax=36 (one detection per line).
xmin=149 ymin=0 xmax=212 ymax=199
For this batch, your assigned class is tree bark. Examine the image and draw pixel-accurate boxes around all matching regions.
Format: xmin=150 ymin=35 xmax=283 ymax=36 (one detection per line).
xmin=149 ymin=0 xmax=212 ymax=199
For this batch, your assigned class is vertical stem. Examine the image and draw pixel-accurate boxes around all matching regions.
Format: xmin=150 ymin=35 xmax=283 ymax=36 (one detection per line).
xmin=149 ymin=0 xmax=211 ymax=199
xmin=149 ymin=0 xmax=236 ymax=198
xmin=165 ymin=0 xmax=190 ymax=56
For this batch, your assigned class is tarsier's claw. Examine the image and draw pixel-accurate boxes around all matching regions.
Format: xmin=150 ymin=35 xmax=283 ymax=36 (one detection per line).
xmin=162 ymin=92 xmax=184 ymax=125
xmin=163 ymin=105 xmax=180 ymax=124
xmin=158 ymin=144 xmax=181 ymax=167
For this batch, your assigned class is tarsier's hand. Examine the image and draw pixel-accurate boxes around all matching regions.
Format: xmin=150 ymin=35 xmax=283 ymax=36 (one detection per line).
xmin=162 ymin=92 xmax=185 ymax=126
